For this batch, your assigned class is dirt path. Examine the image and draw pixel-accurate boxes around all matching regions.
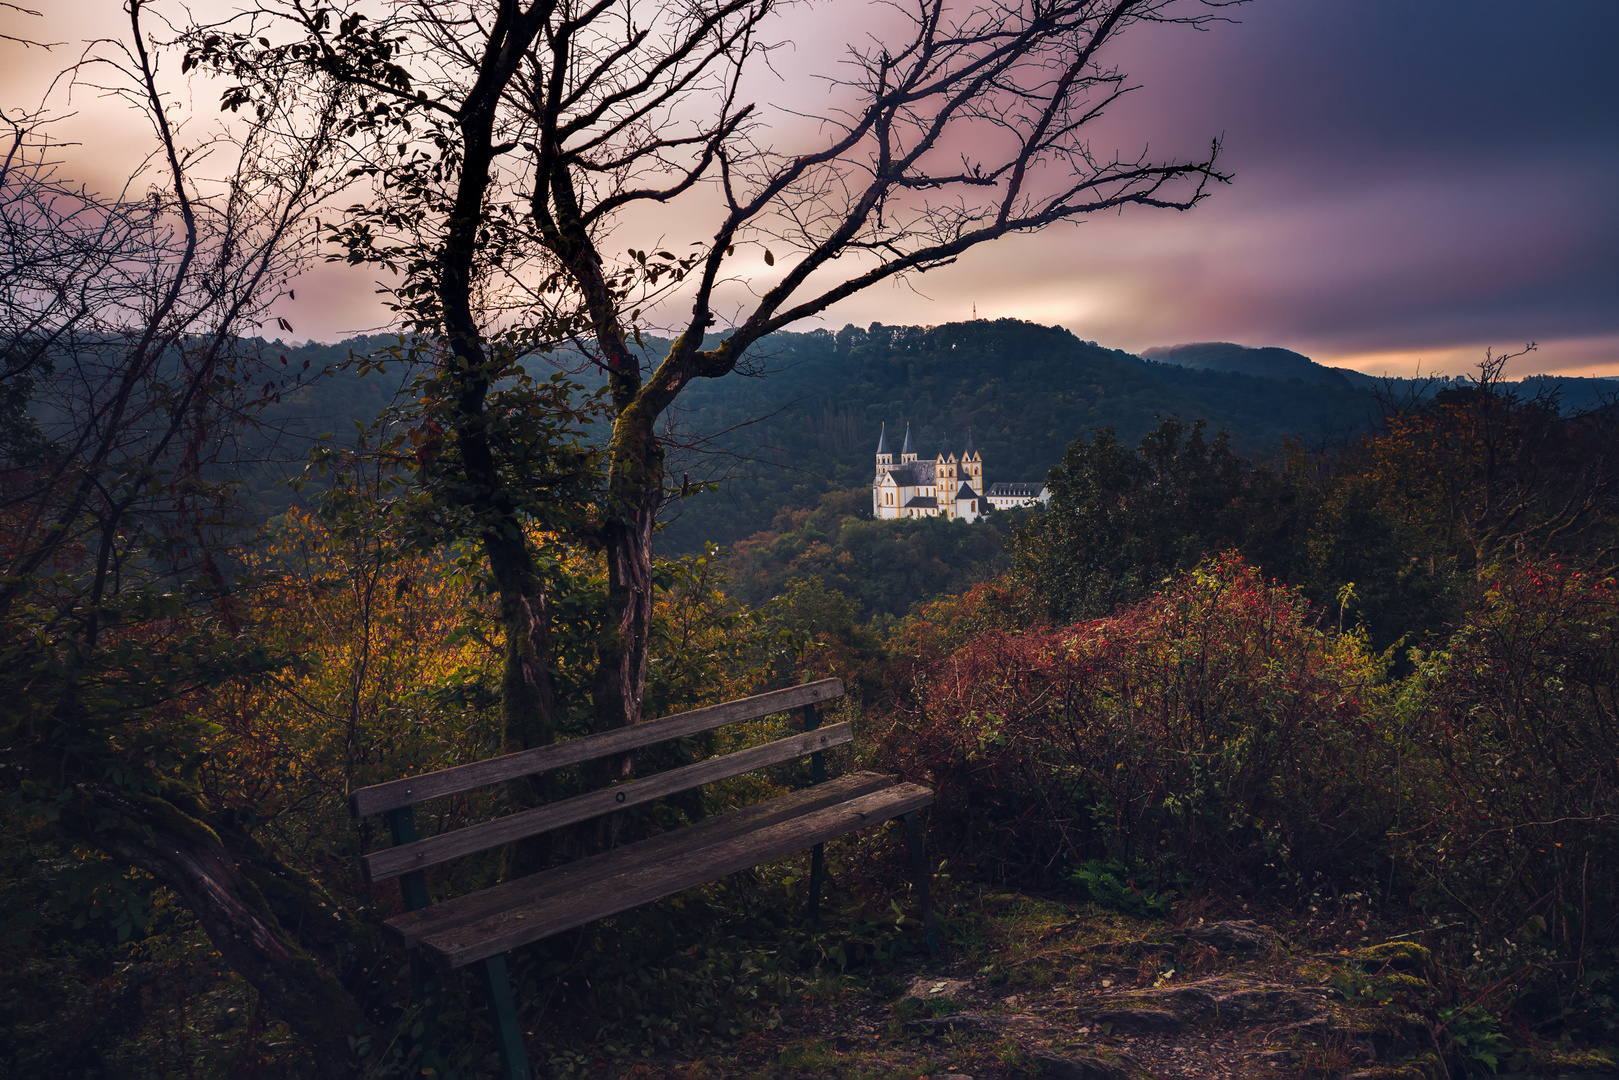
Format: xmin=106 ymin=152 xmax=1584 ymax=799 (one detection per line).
xmin=626 ymin=893 xmax=1619 ymax=1080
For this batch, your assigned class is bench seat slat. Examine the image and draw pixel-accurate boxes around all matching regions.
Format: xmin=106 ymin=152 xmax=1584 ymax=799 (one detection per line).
xmin=384 ymin=771 xmax=899 ymax=948
xmin=417 ymin=782 xmax=936 ymax=970
xmin=362 ymin=722 xmax=854 ymax=884
xmin=350 ymin=678 xmax=844 ymax=818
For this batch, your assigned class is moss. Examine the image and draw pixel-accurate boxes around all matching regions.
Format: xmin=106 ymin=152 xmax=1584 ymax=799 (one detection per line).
xmin=1352 ymin=940 xmax=1432 ymax=972
xmin=1341 ymin=1068 xmax=1425 ymax=1080
xmin=1542 ymin=1047 xmax=1619 ymax=1075
xmin=1369 ymin=972 xmax=1433 ymax=996
xmin=121 ymin=789 xmax=224 ymax=848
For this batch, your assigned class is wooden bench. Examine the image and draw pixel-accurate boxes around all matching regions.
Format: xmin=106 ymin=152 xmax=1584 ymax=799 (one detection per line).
xmin=350 ymin=678 xmax=937 ymax=1080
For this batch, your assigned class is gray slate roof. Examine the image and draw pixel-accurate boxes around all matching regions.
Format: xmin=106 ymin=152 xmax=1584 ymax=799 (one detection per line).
xmin=885 ymin=461 xmax=936 ymax=486
xmin=903 ymin=495 xmax=937 ymax=509
xmin=987 ymin=482 xmax=1047 ymax=498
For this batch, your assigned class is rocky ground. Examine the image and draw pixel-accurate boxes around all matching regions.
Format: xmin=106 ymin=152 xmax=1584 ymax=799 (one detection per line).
xmin=594 ymin=890 xmax=1619 ymax=1080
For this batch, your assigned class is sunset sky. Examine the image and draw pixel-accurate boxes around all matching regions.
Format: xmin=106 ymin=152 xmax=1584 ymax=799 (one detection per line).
xmin=5 ymin=0 xmax=1616 ymax=378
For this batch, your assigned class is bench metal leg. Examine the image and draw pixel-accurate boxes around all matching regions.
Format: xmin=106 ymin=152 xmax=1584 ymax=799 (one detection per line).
xmin=807 ymin=843 xmax=826 ymax=928
xmin=902 ymin=811 xmax=941 ymax=957
xmin=801 ymin=702 xmax=830 ymax=931
xmin=388 ymin=809 xmax=444 ymax=1076
xmin=478 ymin=954 xmax=531 ymax=1080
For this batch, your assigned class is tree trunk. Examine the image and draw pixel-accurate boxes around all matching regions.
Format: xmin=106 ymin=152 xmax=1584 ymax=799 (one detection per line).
xmin=486 ymin=529 xmax=557 ymax=757
xmin=593 ymin=404 xmax=663 ymax=760
xmin=81 ymin=790 xmax=368 ymax=1080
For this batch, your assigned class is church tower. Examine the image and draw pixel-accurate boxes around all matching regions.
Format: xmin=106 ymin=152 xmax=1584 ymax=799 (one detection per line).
xmin=872 ymin=423 xmax=893 ymax=518
xmin=962 ymin=429 xmax=983 ymax=491
xmin=900 ymin=424 xmax=917 ymax=464
xmin=935 ymin=442 xmax=958 ymax=517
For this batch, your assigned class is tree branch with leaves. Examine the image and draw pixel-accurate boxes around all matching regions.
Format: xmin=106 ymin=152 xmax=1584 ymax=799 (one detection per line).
xmin=192 ymin=0 xmax=1234 ymax=763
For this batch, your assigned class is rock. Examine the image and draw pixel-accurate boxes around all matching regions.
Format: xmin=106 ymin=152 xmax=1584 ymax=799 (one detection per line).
xmin=1217 ymin=987 xmax=1321 ymax=1019
xmin=1148 ymin=987 xmax=1217 ymax=1018
xmin=1085 ymin=1007 xmax=1181 ymax=1033
xmin=1172 ymin=920 xmax=1270 ymax=951
xmin=905 ymin=1012 xmax=1008 ymax=1037
xmin=1269 ymin=1015 xmax=1331 ymax=1039
xmin=905 ymin=975 xmax=971 ymax=1000
xmin=1024 ymin=1051 xmax=1129 ymax=1080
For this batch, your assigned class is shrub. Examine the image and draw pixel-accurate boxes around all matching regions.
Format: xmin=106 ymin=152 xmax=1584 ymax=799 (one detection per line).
xmin=1395 ymin=563 xmax=1619 ymax=1035
xmin=876 ymin=555 xmax=1397 ymax=893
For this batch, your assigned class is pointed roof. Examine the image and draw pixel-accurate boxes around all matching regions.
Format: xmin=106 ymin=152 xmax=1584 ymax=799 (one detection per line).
xmin=954 ymin=481 xmax=977 ymax=500
xmin=936 ymin=439 xmax=952 ymax=463
xmin=875 ymin=423 xmax=889 ymax=456
xmin=901 ymin=424 xmax=915 ymax=456
xmin=962 ymin=428 xmax=977 ymax=459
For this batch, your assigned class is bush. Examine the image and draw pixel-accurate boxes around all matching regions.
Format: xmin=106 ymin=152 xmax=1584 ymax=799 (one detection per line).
xmin=1395 ymin=563 xmax=1619 ymax=1036
xmin=875 ymin=555 xmax=1398 ymax=892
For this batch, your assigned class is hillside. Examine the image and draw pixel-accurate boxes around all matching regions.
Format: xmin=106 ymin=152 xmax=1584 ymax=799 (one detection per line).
xmin=237 ymin=322 xmax=1615 ymax=557
xmin=1141 ymin=340 xmax=1355 ymax=387
xmin=657 ymin=320 xmax=1384 ymax=553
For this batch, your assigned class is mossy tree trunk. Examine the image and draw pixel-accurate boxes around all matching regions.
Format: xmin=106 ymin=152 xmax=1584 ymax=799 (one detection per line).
xmin=75 ymin=789 xmax=375 ymax=1080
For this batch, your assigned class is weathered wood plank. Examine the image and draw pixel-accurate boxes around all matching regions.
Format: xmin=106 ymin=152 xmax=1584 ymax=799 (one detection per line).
xmin=384 ymin=771 xmax=899 ymax=948
xmin=362 ymin=723 xmax=854 ymax=884
xmin=418 ymin=783 xmax=936 ymax=969
xmin=351 ymin=678 xmax=843 ymax=817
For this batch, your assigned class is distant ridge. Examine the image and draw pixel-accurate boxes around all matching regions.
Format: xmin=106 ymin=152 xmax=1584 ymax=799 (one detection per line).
xmin=1140 ymin=342 xmax=1364 ymax=388
xmin=1141 ymin=341 xmax=1619 ymax=407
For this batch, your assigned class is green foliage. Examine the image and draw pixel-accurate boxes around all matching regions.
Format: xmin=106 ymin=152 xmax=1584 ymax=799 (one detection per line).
xmin=727 ymin=488 xmax=1030 ymax=621
xmin=656 ymin=319 xmax=1379 ymax=554
xmin=1438 ymin=1003 xmax=1508 ymax=1074
xmin=1070 ymin=858 xmax=1174 ymax=919
xmin=1011 ymin=418 xmax=1307 ymax=621
xmin=1391 ymin=563 xmax=1619 ymax=1036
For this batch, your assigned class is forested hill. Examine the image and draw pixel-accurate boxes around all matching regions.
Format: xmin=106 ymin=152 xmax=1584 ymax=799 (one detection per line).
xmin=656 ymin=319 xmax=1383 ymax=553
xmin=251 ymin=321 xmax=1615 ymax=555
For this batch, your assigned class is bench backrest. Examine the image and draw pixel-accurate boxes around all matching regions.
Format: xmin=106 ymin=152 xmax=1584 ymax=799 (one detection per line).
xmin=351 ymin=679 xmax=846 ymax=885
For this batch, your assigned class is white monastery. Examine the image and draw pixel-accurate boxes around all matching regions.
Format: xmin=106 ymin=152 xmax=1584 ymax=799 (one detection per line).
xmin=872 ymin=424 xmax=1051 ymax=522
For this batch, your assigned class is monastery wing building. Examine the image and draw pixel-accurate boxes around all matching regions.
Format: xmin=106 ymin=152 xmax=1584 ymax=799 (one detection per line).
xmin=872 ymin=423 xmax=1050 ymax=522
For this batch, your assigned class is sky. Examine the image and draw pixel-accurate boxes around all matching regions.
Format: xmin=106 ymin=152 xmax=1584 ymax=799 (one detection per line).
xmin=4 ymin=0 xmax=1617 ymax=379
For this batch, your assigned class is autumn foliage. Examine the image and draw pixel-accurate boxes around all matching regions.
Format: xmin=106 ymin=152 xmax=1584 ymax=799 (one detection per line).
xmin=1396 ymin=563 xmax=1619 ymax=1024
xmin=860 ymin=552 xmax=1619 ymax=1032
xmin=878 ymin=555 xmax=1394 ymax=889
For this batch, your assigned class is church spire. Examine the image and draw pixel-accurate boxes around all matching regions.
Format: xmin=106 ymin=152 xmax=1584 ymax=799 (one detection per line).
xmin=963 ymin=427 xmax=977 ymax=459
xmin=875 ymin=423 xmax=889 ymax=456
xmin=900 ymin=424 xmax=916 ymax=463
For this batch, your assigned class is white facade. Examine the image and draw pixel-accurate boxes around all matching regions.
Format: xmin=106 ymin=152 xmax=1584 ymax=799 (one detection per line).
xmin=872 ymin=423 xmax=982 ymax=520
xmin=984 ymin=482 xmax=1052 ymax=510
xmin=871 ymin=424 xmax=1026 ymax=523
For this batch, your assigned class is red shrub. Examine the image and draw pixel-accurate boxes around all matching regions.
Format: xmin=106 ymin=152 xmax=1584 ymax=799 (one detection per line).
xmin=874 ymin=555 xmax=1395 ymax=890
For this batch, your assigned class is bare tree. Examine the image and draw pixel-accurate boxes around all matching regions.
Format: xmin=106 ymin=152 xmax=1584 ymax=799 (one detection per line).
xmin=1 ymin=2 xmax=361 ymax=1072
xmin=191 ymin=0 xmax=1232 ymax=759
